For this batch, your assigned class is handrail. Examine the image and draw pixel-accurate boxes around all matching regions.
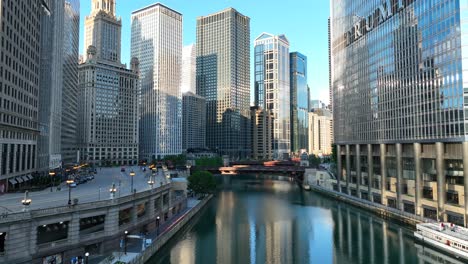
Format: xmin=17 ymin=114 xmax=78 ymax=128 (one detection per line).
xmin=0 ymin=184 xmax=173 ymax=224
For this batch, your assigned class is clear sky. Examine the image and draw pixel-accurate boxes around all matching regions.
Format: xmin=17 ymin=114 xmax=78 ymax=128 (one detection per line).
xmin=79 ymin=0 xmax=330 ymax=104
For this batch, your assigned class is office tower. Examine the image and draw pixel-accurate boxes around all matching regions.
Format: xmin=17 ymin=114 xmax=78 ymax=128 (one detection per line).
xmin=290 ymin=52 xmax=309 ymax=154
xmin=182 ymin=44 xmax=196 ymax=94
xmin=251 ymin=106 xmax=273 ymax=160
xmin=254 ymin=33 xmax=290 ymax=160
xmin=38 ymin=0 xmax=80 ymax=172
xmin=0 ymin=1 xmax=42 ymax=192
xmin=328 ymin=17 xmax=333 ymax=111
xmin=38 ymin=0 xmax=65 ymax=172
xmin=131 ymin=3 xmax=183 ymax=161
xmin=78 ymin=0 xmax=139 ymax=166
xmin=308 ymin=109 xmax=333 ymax=156
xmin=61 ymin=0 xmax=80 ymax=166
xmin=84 ymin=0 xmax=121 ymax=62
xmin=183 ymin=92 xmax=206 ymax=150
xmin=331 ymin=0 xmax=468 ymax=225
xmin=310 ymin=100 xmax=327 ymax=111
xmin=196 ymin=8 xmax=251 ymax=159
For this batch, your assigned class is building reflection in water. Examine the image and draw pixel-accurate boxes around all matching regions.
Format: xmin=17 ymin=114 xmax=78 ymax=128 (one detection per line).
xmin=332 ymin=204 xmax=421 ymax=264
xmin=161 ymin=180 xmax=465 ymax=264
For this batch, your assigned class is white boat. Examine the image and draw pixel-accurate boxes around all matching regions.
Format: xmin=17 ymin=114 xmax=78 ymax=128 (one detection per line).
xmin=414 ymin=222 xmax=468 ymax=260
xmin=303 ymin=184 xmax=311 ymax=191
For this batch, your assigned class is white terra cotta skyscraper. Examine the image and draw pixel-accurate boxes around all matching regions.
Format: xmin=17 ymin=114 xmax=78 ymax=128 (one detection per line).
xmin=131 ymin=3 xmax=183 ymax=161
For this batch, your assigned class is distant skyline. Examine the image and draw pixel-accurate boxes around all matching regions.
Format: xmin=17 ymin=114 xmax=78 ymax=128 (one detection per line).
xmin=79 ymin=0 xmax=330 ymax=104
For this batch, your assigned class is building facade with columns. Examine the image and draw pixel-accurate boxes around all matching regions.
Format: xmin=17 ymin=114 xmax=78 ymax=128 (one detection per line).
xmin=78 ymin=0 xmax=139 ymax=166
xmin=331 ymin=0 xmax=468 ymax=226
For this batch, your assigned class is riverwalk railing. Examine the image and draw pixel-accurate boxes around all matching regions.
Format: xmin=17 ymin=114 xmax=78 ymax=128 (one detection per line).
xmin=311 ymin=184 xmax=437 ymax=225
xmin=0 ymin=183 xmax=172 ymax=224
xmin=127 ymin=195 xmax=213 ymax=264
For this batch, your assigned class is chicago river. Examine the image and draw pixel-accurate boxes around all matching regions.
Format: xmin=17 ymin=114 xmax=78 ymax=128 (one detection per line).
xmin=148 ymin=176 xmax=462 ymax=264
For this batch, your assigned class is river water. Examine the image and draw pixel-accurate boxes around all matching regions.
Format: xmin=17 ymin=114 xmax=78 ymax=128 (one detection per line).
xmin=148 ymin=176 xmax=463 ymax=264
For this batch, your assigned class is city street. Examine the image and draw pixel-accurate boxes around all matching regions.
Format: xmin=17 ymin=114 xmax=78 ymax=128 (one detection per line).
xmin=0 ymin=167 xmax=171 ymax=213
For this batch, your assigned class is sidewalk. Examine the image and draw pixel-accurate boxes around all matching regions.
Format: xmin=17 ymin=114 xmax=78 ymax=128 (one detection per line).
xmin=90 ymin=198 xmax=201 ymax=264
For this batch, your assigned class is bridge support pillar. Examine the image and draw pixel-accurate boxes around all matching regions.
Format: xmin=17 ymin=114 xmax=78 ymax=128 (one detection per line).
xmin=414 ymin=143 xmax=422 ymax=216
xmin=380 ymin=144 xmax=387 ymax=206
xmin=346 ymin=145 xmax=351 ymax=195
xmin=356 ymin=144 xmax=361 ymax=198
xmin=367 ymin=144 xmax=373 ymax=202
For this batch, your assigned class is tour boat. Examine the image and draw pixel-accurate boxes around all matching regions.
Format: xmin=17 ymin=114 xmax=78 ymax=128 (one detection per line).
xmin=414 ymin=222 xmax=468 ymax=260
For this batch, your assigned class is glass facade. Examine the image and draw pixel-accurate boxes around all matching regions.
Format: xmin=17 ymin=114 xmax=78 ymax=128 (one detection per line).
xmin=254 ymin=33 xmax=291 ymax=159
xmin=131 ymin=3 xmax=183 ymax=160
xmin=38 ymin=0 xmax=65 ymax=171
xmin=332 ymin=0 xmax=466 ymax=144
xmin=182 ymin=92 xmax=206 ymax=150
xmin=290 ymin=52 xmax=309 ymax=153
xmin=331 ymin=0 xmax=468 ymax=225
xmin=61 ymin=0 xmax=80 ymax=166
xmin=196 ymin=8 xmax=251 ymax=159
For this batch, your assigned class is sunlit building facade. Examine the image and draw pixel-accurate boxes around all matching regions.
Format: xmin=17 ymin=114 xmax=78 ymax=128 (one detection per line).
xmin=308 ymin=109 xmax=333 ymax=156
xmin=251 ymin=106 xmax=273 ymax=160
xmin=196 ymin=8 xmax=251 ymax=159
xmin=290 ymin=52 xmax=309 ymax=154
xmin=331 ymin=0 xmax=468 ymax=225
xmin=182 ymin=44 xmax=196 ymax=94
xmin=254 ymin=33 xmax=291 ymax=159
xmin=131 ymin=3 xmax=183 ymax=161
xmin=78 ymin=0 xmax=139 ymax=166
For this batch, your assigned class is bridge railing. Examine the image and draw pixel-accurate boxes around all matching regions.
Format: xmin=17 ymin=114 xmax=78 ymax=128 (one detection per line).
xmin=0 ymin=183 xmax=173 ymax=224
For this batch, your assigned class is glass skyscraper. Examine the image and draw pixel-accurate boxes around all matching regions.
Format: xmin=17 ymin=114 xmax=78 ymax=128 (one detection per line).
xmin=290 ymin=52 xmax=309 ymax=154
xmin=254 ymin=33 xmax=291 ymax=159
xmin=196 ymin=8 xmax=251 ymax=159
xmin=331 ymin=0 xmax=468 ymax=225
xmin=131 ymin=3 xmax=183 ymax=161
xmin=61 ymin=0 xmax=80 ymax=166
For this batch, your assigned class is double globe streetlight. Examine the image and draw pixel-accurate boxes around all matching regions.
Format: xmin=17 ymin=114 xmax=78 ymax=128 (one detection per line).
xmin=109 ymin=182 xmax=117 ymax=199
xmin=49 ymin=171 xmax=55 ymax=192
xmin=21 ymin=191 xmax=31 ymax=211
xmin=129 ymin=170 xmax=136 ymax=194
xmin=148 ymin=167 xmax=156 ymax=190
xmin=66 ymin=178 xmax=75 ymax=206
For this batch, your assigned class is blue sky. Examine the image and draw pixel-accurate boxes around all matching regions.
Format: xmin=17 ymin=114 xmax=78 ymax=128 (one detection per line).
xmin=79 ymin=0 xmax=330 ymax=104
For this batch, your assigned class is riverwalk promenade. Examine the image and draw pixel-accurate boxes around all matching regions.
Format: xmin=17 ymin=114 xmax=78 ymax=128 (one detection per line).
xmin=89 ymin=197 xmax=211 ymax=264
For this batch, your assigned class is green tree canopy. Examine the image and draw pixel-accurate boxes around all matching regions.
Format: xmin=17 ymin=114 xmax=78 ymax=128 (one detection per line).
xmin=195 ymin=157 xmax=223 ymax=167
xmin=308 ymin=154 xmax=321 ymax=168
xmin=188 ymin=171 xmax=217 ymax=196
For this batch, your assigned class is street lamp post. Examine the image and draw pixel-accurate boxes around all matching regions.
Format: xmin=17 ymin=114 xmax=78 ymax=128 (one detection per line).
xmin=149 ymin=168 xmax=156 ymax=190
xmin=21 ymin=191 xmax=31 ymax=211
xmin=84 ymin=252 xmax=89 ymax=264
xmin=49 ymin=171 xmax=55 ymax=192
xmin=186 ymin=162 xmax=192 ymax=177
xmin=130 ymin=171 xmax=135 ymax=194
xmin=124 ymin=230 xmax=129 ymax=255
xmin=109 ymin=182 xmax=117 ymax=199
xmin=66 ymin=178 xmax=75 ymax=206
xmin=156 ymin=216 xmax=160 ymax=236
